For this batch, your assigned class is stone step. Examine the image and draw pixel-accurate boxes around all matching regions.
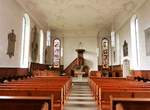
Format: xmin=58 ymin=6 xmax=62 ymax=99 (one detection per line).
xmin=64 ymin=106 xmax=97 ymax=110
xmin=64 ymin=81 xmax=97 ymax=110
xmin=65 ymin=101 xmax=96 ymax=105
xmin=67 ymin=96 xmax=95 ymax=100
xmin=70 ymin=93 xmax=93 ymax=97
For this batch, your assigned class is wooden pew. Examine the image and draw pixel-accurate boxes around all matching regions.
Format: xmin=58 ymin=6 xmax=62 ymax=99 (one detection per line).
xmin=0 ymin=76 xmax=72 ymax=110
xmin=111 ymin=97 xmax=150 ymax=110
xmin=3 ymin=76 xmax=72 ymax=100
xmin=0 ymin=96 xmax=53 ymax=110
xmin=99 ymin=88 xmax=150 ymax=110
xmin=0 ymin=87 xmax=63 ymax=110
xmin=89 ymin=77 xmax=150 ymax=110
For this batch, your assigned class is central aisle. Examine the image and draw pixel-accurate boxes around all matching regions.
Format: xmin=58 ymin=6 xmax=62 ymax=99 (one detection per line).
xmin=64 ymin=78 xmax=98 ymax=110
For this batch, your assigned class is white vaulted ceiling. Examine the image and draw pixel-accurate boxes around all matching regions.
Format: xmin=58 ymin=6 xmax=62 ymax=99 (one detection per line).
xmin=16 ymin=0 xmax=146 ymax=33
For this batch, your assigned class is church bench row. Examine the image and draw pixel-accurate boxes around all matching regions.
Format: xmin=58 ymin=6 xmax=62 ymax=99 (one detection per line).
xmin=92 ymin=84 xmax=150 ymax=110
xmin=10 ymin=76 xmax=72 ymax=83
xmin=99 ymin=89 xmax=150 ymax=110
xmin=32 ymin=70 xmax=60 ymax=77
xmin=0 ymin=67 xmax=61 ymax=83
xmin=89 ymin=77 xmax=150 ymax=93
xmin=1 ymin=76 xmax=71 ymax=110
xmin=89 ymin=77 xmax=150 ymax=110
xmin=91 ymin=78 xmax=146 ymax=102
xmin=0 ymin=88 xmax=63 ymax=110
xmin=89 ymin=77 xmax=150 ymax=99
xmin=4 ymin=76 xmax=72 ymax=98
xmin=89 ymin=77 xmax=149 ymax=97
xmin=0 ymin=76 xmax=72 ymax=105
xmin=0 ymin=76 xmax=72 ymax=110
xmin=0 ymin=77 xmax=72 ymax=102
xmin=0 ymin=96 xmax=53 ymax=110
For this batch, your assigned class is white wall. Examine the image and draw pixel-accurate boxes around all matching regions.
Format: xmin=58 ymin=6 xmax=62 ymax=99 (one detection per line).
xmin=118 ymin=22 xmax=131 ymax=65
xmin=0 ymin=0 xmax=44 ymax=67
xmin=0 ymin=0 xmax=24 ymax=67
xmin=115 ymin=0 xmax=150 ymax=70
xmin=64 ymin=35 xmax=98 ymax=71
xmin=137 ymin=0 xmax=150 ymax=70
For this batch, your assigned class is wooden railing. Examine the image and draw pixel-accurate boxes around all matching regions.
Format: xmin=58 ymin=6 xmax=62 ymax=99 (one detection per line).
xmin=0 ymin=68 xmax=29 ymax=83
xmin=64 ymin=58 xmax=78 ymax=76
xmin=30 ymin=62 xmax=50 ymax=73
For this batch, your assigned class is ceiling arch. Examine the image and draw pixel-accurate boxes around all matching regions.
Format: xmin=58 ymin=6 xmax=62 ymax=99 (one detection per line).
xmin=16 ymin=0 xmax=146 ymax=33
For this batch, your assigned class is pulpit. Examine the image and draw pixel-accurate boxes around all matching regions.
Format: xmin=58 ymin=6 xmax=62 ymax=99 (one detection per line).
xmin=75 ymin=49 xmax=85 ymax=66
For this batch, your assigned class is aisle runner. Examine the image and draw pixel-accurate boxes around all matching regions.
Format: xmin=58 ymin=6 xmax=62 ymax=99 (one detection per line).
xmin=64 ymin=82 xmax=97 ymax=110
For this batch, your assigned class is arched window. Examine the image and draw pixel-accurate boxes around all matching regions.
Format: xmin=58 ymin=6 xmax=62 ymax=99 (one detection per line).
xmin=20 ymin=14 xmax=30 ymax=68
xmin=46 ymin=31 xmax=51 ymax=46
xmin=130 ymin=15 xmax=140 ymax=69
xmin=40 ymin=30 xmax=44 ymax=64
xmin=111 ymin=31 xmax=116 ymax=64
xmin=53 ymin=38 xmax=61 ymax=68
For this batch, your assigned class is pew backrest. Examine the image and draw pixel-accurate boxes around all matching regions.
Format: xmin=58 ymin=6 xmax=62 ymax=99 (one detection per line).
xmin=0 ymin=96 xmax=53 ymax=110
xmin=111 ymin=97 xmax=150 ymax=110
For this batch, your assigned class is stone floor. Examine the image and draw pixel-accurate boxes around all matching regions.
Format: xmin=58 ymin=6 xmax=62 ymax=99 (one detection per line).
xmin=64 ymin=78 xmax=98 ymax=110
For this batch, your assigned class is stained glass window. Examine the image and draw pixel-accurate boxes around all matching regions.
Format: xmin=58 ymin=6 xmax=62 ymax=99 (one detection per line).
xmin=102 ymin=38 xmax=109 ymax=69
xmin=53 ymin=39 xmax=61 ymax=68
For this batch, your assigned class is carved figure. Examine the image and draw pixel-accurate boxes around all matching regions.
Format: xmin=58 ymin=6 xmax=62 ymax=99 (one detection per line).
xmin=123 ymin=40 xmax=128 ymax=57
xmin=7 ymin=29 xmax=16 ymax=58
